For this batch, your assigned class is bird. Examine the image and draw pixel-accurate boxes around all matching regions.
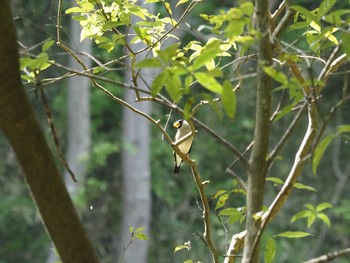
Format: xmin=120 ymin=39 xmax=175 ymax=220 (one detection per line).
xmin=173 ymin=119 xmax=194 ymax=174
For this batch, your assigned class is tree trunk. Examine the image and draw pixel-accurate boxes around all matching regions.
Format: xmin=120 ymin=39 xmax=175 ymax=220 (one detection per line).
xmin=242 ymin=0 xmax=272 ymax=262
xmin=65 ymin=10 xmax=92 ymax=197
xmin=118 ymin=2 xmax=154 ymax=262
xmin=0 ymin=3 xmax=99 ymax=263
xmin=119 ymin=83 xmax=152 ymax=263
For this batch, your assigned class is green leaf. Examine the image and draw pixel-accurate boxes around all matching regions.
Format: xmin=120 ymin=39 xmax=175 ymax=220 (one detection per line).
xmin=266 ymin=177 xmax=284 ymax=185
xmin=316 ymin=0 xmax=336 ymax=20
xmin=164 ymin=1 xmax=172 ymax=15
xmin=174 ymin=245 xmax=190 ymax=253
xmin=215 ymin=193 xmax=229 ymax=210
xmin=65 ymin=6 xmax=84 ymax=14
xmin=273 ymin=103 xmax=294 ymax=122
xmin=135 ymin=232 xmax=148 ymax=240
xmin=194 ymin=72 xmax=223 ymax=94
xmin=317 ymin=213 xmax=331 ymax=228
xmin=264 ymin=238 xmax=276 ymax=263
xmin=240 ymin=2 xmax=254 ymax=16
xmin=290 ymin=5 xmax=317 ymax=22
xmin=134 ymin=58 xmax=162 ymax=68
xmin=176 ymin=0 xmax=189 ymax=7
xmin=192 ymin=40 xmax=221 ymax=70
xmin=102 ymin=21 xmax=122 ymax=31
xmin=304 ymin=203 xmax=315 ymax=211
xmin=151 ymin=71 xmax=167 ymax=96
xmin=307 ymin=214 xmax=316 ymax=228
xmin=164 ymin=72 xmax=182 ymax=102
xmin=42 ymin=40 xmax=55 ymax=52
xmin=219 ymin=207 xmax=242 ymax=224
xmin=157 ymin=43 xmax=179 ymax=62
xmin=291 ymin=210 xmax=311 ymax=223
xmin=211 ymin=189 xmax=227 ymax=199
xmin=337 ymin=124 xmax=350 ymax=134
xmin=312 ymin=133 xmax=335 ymax=175
xmin=263 ymin=67 xmax=288 ymax=86
xmin=219 ymin=207 xmax=238 ymax=216
xmin=221 ymin=80 xmax=236 ymax=118
xmin=316 ymin=202 xmax=332 ymax=212
xmin=293 ymin=183 xmax=317 ymax=192
xmin=135 ymin=227 xmax=145 ymax=232
xmin=276 ymin=231 xmax=311 ymax=238
xmin=289 ymin=21 xmax=310 ymax=30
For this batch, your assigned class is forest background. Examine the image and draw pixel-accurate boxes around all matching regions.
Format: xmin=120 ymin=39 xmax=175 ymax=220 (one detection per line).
xmin=1 ymin=0 xmax=350 ymax=263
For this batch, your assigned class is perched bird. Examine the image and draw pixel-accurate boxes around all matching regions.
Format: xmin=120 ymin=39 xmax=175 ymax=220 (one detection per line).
xmin=173 ymin=119 xmax=194 ymax=174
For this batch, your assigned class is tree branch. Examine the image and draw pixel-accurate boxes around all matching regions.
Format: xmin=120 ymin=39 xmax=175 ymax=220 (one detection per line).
xmin=303 ymin=247 xmax=350 ymax=263
xmin=242 ymin=0 xmax=272 ymax=261
xmin=0 ymin=3 xmax=99 ymax=262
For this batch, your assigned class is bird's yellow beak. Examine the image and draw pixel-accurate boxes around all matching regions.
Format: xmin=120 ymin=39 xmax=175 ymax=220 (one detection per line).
xmin=173 ymin=121 xmax=181 ymax=128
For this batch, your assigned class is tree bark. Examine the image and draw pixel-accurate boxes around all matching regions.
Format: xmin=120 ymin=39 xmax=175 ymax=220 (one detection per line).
xmin=242 ymin=0 xmax=272 ymax=262
xmin=0 ymin=3 xmax=99 ymax=263
xmin=118 ymin=2 xmax=154 ymax=262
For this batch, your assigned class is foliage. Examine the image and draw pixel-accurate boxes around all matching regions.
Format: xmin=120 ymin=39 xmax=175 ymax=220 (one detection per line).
xmin=2 ymin=0 xmax=350 ymax=262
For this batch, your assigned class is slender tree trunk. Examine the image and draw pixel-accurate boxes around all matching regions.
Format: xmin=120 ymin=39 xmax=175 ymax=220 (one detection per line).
xmin=118 ymin=2 xmax=154 ymax=262
xmin=0 ymin=3 xmax=99 ymax=263
xmin=119 ymin=81 xmax=152 ymax=263
xmin=242 ymin=0 xmax=272 ymax=262
xmin=65 ymin=11 xmax=92 ymax=197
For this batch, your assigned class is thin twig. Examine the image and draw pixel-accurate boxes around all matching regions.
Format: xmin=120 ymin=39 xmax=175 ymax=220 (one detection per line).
xmin=303 ymin=247 xmax=350 ymax=263
xmin=36 ymin=73 xmax=77 ymax=182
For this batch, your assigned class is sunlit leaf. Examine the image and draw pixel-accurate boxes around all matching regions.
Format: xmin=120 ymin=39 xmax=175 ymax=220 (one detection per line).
xmin=194 ymin=72 xmax=223 ymax=94
xmin=211 ymin=189 xmax=227 ymax=199
xmin=293 ymin=183 xmax=317 ymax=192
xmin=291 ymin=210 xmax=311 ymax=223
xmin=135 ymin=232 xmax=148 ymax=240
xmin=307 ymin=214 xmax=316 ymax=228
xmin=65 ymin=6 xmax=84 ymax=14
xmin=176 ymin=0 xmax=189 ymax=7
xmin=215 ymin=193 xmax=229 ymax=210
xmin=266 ymin=177 xmax=284 ymax=185
xmin=240 ymin=2 xmax=254 ymax=16
xmin=164 ymin=1 xmax=172 ymax=15
xmin=276 ymin=231 xmax=311 ymax=238
xmin=174 ymin=245 xmax=190 ymax=253
xmin=317 ymin=213 xmax=331 ymax=228
xmin=316 ymin=202 xmax=332 ymax=212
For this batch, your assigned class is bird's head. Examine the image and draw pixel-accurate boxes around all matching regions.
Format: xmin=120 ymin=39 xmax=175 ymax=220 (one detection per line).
xmin=173 ymin=119 xmax=183 ymax=129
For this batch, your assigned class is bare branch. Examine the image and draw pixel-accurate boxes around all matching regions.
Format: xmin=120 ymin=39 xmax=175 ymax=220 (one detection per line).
xmin=303 ymin=247 xmax=350 ymax=263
